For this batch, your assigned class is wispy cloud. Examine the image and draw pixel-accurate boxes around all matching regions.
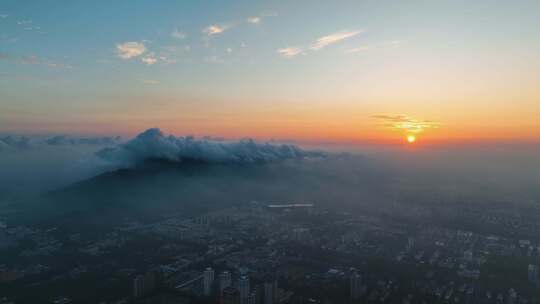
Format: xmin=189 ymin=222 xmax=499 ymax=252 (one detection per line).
xmin=0 ymin=14 xmax=8 ymax=18
xmin=0 ymin=53 xmax=38 ymax=65
xmin=344 ymin=46 xmax=371 ymax=54
xmin=171 ymin=28 xmax=186 ymax=39
xmin=247 ymin=12 xmax=276 ymax=25
xmin=141 ymin=55 xmax=157 ymax=65
xmin=310 ymin=30 xmax=364 ymax=50
xmin=277 ymin=47 xmax=303 ymax=58
xmin=372 ymin=114 xmax=440 ymax=134
xmin=17 ymin=20 xmax=32 ymax=25
xmin=116 ymin=42 xmax=146 ymax=59
xmin=346 ymin=40 xmax=405 ymax=54
xmin=158 ymin=55 xmax=177 ymax=64
xmin=16 ymin=19 xmax=41 ymax=31
xmin=203 ymin=24 xmax=229 ymax=36
xmin=142 ymin=79 xmax=159 ymax=85
xmin=204 ymin=55 xmax=224 ymax=63
xmin=278 ymin=29 xmax=364 ymax=59
xmin=247 ymin=16 xmax=261 ymax=24
xmin=381 ymin=40 xmax=404 ymax=48
xmin=0 ymin=53 xmax=72 ymax=69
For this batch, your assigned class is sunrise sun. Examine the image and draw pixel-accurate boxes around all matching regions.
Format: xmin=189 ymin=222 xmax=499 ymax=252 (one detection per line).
xmin=407 ymin=135 xmax=416 ymax=143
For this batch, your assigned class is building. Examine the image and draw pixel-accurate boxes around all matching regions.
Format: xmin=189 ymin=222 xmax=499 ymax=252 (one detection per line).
xmin=133 ymin=272 xmax=156 ymax=298
xmin=264 ymin=279 xmax=278 ymax=304
xmin=246 ymin=292 xmax=257 ymax=304
xmin=528 ymin=264 xmax=538 ymax=282
xmin=237 ymin=275 xmax=250 ymax=304
xmin=221 ymin=286 xmax=240 ymax=304
xmin=464 ymin=250 xmax=473 ymax=262
xmin=220 ymin=271 xmax=232 ymax=294
xmin=350 ymin=272 xmax=364 ymax=299
xmin=203 ymin=267 xmax=215 ymax=296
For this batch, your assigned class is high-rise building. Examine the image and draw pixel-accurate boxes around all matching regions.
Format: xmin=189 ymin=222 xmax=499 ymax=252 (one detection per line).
xmin=133 ymin=272 xmax=156 ymax=298
xmin=221 ymin=286 xmax=240 ymax=304
xmin=464 ymin=250 xmax=473 ymax=262
xmin=220 ymin=271 xmax=232 ymax=294
xmin=263 ymin=279 xmax=278 ymax=304
xmin=528 ymin=264 xmax=538 ymax=282
xmin=252 ymin=284 xmax=263 ymax=304
xmin=246 ymin=292 xmax=257 ymax=304
xmin=237 ymin=275 xmax=250 ymax=304
xmin=350 ymin=272 xmax=364 ymax=299
xmin=203 ymin=267 xmax=215 ymax=296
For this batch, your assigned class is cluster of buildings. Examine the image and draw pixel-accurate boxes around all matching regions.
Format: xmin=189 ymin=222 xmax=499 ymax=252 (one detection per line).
xmin=2 ymin=200 xmax=540 ymax=303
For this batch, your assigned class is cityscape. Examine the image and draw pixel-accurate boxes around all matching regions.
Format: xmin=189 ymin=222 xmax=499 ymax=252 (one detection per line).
xmin=3 ymin=196 xmax=540 ymax=303
xmin=1 ymin=0 xmax=540 ymax=303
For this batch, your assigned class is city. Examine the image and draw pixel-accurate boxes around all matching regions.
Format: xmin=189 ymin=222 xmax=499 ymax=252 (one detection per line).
xmin=2 ymin=197 xmax=540 ymax=303
xmin=1 ymin=0 xmax=540 ymax=303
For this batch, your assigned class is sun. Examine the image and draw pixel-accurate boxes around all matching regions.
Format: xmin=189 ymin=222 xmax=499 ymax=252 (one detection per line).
xmin=407 ymin=135 xmax=416 ymax=143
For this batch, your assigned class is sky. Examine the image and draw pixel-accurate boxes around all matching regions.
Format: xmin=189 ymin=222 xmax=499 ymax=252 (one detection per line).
xmin=1 ymin=0 xmax=539 ymax=145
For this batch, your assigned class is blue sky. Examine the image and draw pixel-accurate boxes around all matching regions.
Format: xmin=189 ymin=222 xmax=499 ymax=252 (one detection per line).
xmin=1 ymin=0 xmax=539 ymax=142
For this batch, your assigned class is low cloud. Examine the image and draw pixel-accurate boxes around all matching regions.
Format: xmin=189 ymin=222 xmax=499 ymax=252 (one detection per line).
xmin=0 ymin=135 xmax=32 ymax=150
xmin=0 ymin=135 xmax=122 ymax=151
xmin=97 ymin=128 xmax=324 ymax=166
xmin=0 ymin=135 xmax=124 ymax=197
xmin=116 ymin=42 xmax=146 ymax=59
xmin=44 ymin=135 xmax=122 ymax=146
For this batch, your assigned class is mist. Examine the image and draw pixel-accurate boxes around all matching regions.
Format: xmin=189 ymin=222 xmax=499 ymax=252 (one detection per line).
xmin=1 ymin=129 xmax=539 ymax=230
xmin=0 ymin=135 xmax=120 ymax=201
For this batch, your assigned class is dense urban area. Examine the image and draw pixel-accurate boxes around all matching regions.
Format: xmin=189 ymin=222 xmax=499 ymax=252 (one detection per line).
xmin=2 ymin=198 xmax=540 ymax=304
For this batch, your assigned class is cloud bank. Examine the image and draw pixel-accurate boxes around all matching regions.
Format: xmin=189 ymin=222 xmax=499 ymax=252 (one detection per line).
xmin=97 ymin=128 xmax=324 ymax=166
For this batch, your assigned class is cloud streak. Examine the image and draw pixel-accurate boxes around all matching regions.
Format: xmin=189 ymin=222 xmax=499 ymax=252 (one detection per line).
xmin=0 ymin=53 xmax=72 ymax=68
xmin=310 ymin=30 xmax=364 ymax=50
xmin=278 ymin=29 xmax=364 ymax=58
xmin=345 ymin=40 xmax=404 ymax=54
xmin=372 ymin=114 xmax=440 ymax=134
xmin=277 ymin=47 xmax=303 ymax=58
xmin=344 ymin=46 xmax=371 ymax=54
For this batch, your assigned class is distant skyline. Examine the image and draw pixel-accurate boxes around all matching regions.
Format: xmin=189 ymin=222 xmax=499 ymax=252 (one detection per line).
xmin=1 ymin=0 xmax=539 ymax=144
